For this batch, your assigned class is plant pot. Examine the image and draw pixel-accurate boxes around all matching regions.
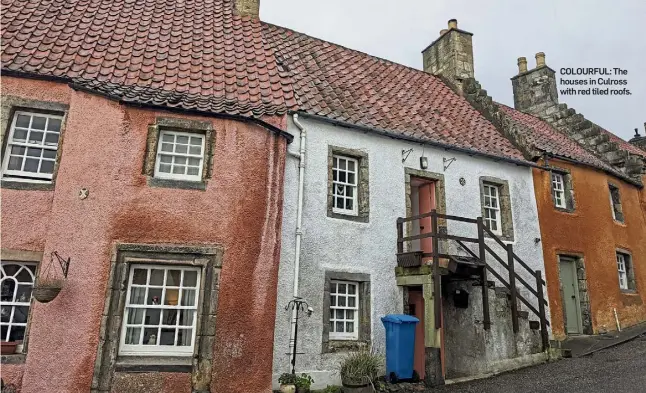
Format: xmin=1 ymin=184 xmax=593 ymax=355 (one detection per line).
xmin=33 ymin=280 xmax=63 ymax=303
xmin=1 ymin=341 xmax=18 ymax=355
xmin=341 ymin=377 xmax=373 ymax=393
xmin=279 ymin=384 xmax=296 ymax=393
xmin=296 ymin=387 xmax=310 ymax=393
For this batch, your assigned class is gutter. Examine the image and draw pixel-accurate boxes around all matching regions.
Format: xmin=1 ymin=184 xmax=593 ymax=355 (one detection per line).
xmin=288 ymin=113 xmax=307 ymax=369
xmin=2 ymin=69 xmax=293 ymax=143
xmin=293 ymin=111 xmax=538 ymax=168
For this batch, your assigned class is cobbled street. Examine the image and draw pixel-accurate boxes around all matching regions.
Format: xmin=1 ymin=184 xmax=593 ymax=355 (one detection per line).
xmin=432 ymin=335 xmax=646 ymax=393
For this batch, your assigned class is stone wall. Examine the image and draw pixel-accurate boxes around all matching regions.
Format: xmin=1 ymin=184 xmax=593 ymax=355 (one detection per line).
xmin=422 ymin=26 xmax=474 ymax=93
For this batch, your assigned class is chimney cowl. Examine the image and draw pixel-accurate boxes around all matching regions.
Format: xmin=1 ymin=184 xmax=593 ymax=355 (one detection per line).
xmin=448 ymin=19 xmax=458 ymax=30
xmin=517 ymin=57 xmax=528 ymax=74
xmin=535 ymin=52 xmax=546 ymax=67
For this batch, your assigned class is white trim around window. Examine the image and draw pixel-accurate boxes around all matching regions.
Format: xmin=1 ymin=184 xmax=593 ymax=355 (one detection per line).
xmin=617 ymin=253 xmax=628 ymax=290
xmin=329 ymin=280 xmax=359 ymax=340
xmin=1 ymin=111 xmax=63 ymax=182
xmin=1 ymin=262 xmax=37 ymax=342
xmin=483 ymin=183 xmax=502 ymax=235
xmin=332 ymin=155 xmax=359 ymax=216
xmin=154 ymin=130 xmax=205 ymax=181
xmin=119 ymin=264 xmax=201 ymax=356
xmin=551 ymin=172 xmax=566 ymax=209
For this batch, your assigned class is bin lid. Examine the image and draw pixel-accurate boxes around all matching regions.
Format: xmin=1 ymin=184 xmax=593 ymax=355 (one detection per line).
xmin=381 ymin=314 xmax=419 ymax=324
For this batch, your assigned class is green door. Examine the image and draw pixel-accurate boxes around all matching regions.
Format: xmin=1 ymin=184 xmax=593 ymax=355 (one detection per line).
xmin=560 ymin=257 xmax=582 ymax=334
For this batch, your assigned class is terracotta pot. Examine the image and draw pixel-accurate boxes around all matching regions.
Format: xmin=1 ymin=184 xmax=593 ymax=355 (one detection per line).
xmin=279 ymin=384 xmax=296 ymax=393
xmin=1 ymin=341 xmax=18 ymax=355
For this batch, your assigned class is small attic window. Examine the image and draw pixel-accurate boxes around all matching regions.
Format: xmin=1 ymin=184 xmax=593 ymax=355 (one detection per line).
xmin=608 ymin=184 xmax=624 ymax=223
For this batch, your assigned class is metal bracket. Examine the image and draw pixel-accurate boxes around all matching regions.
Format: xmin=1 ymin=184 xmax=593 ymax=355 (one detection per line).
xmin=402 ymin=148 xmax=413 ymax=163
xmin=51 ymin=251 xmax=71 ymax=278
xmin=443 ymin=157 xmax=456 ymax=171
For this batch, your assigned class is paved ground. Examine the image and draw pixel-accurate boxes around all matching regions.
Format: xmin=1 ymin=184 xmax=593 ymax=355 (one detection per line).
xmin=433 ymin=334 xmax=646 ymax=393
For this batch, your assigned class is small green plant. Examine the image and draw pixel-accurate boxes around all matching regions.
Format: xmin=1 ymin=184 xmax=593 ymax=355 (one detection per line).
xmin=295 ymin=373 xmax=314 ymax=390
xmin=319 ymin=385 xmax=342 ymax=393
xmin=278 ymin=373 xmax=298 ymax=385
xmin=339 ymin=350 xmax=382 ymax=384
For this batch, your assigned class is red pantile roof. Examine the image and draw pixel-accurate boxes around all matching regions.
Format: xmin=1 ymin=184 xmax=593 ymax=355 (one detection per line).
xmin=601 ymin=128 xmax=646 ymax=159
xmin=1 ymin=0 xmax=296 ymax=118
xmin=261 ymin=23 xmax=528 ymax=162
xmin=499 ymin=104 xmax=627 ymax=175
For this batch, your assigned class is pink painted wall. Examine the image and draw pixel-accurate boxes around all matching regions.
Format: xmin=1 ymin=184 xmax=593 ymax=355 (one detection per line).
xmin=1 ymin=76 xmax=287 ymax=393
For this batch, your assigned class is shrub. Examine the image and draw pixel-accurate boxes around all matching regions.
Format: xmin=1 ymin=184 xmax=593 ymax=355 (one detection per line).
xmin=339 ymin=350 xmax=382 ymax=383
xmin=278 ymin=373 xmax=298 ymax=385
xmin=295 ymin=373 xmax=314 ymax=389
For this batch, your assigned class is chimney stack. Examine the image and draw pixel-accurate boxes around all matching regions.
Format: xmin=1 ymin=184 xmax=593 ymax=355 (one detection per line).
xmin=422 ymin=19 xmax=474 ymax=93
xmin=234 ymin=0 xmax=260 ymax=18
xmin=630 ymin=123 xmax=646 ymax=151
xmin=511 ymin=52 xmax=559 ymax=118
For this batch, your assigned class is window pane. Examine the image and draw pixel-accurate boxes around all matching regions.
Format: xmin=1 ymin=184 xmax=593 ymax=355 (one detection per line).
xmin=189 ymin=146 xmax=201 ymax=155
xmin=15 ymin=285 xmax=32 ymax=303
xmin=13 ymin=128 xmax=27 ymax=141
xmin=166 ymin=270 xmax=181 ymax=286
xmin=12 ymin=306 xmax=29 ymax=323
xmin=176 ymin=135 xmax=189 ymax=144
xmin=162 ymin=309 xmax=178 ymax=325
xmin=183 ymin=271 xmax=197 ymax=287
xmin=338 ymin=283 xmax=346 ymax=294
xmin=143 ymin=328 xmax=158 ymax=345
xmin=125 ymin=327 xmax=141 ymax=345
xmin=172 ymin=166 xmax=184 ymax=174
xmin=1 ymin=325 xmax=7 ymax=341
xmin=132 ymin=269 xmax=147 ymax=285
xmin=175 ymin=144 xmax=188 ymax=154
xmin=148 ymin=288 xmax=162 ymax=305
xmin=24 ymin=158 xmax=39 ymax=172
xmin=179 ymin=310 xmax=194 ymax=326
xmin=1 ymin=306 xmax=10 ymax=322
xmin=348 ymin=297 xmax=356 ymax=308
xmin=9 ymin=326 xmax=25 ymax=341
xmin=190 ymin=136 xmax=202 ymax=146
xmin=175 ymin=156 xmax=187 ymax=165
xmin=160 ymin=155 xmax=172 ymax=163
xmin=129 ymin=287 xmax=146 ymax=305
xmin=336 ymin=309 xmax=344 ymax=319
xmin=127 ymin=308 xmax=145 ymax=324
xmin=162 ymin=133 xmax=174 ymax=142
xmin=345 ymin=198 xmax=353 ymax=210
xmin=338 ymin=296 xmax=346 ymax=307
xmin=188 ymin=157 xmax=200 ymax=166
xmin=28 ymin=131 xmax=44 ymax=144
xmin=164 ymin=288 xmax=179 ymax=306
xmin=181 ymin=289 xmax=196 ymax=306
xmin=186 ymin=167 xmax=198 ymax=176
xmin=346 ymin=310 xmax=354 ymax=320
xmin=8 ymin=156 xmax=23 ymax=170
xmin=348 ymin=160 xmax=355 ymax=171
xmin=158 ymin=163 xmax=171 ymax=173
xmin=47 ymin=118 xmax=62 ymax=132
xmin=160 ymin=328 xmax=175 ymax=345
xmin=348 ymin=284 xmax=356 ymax=295
xmin=330 ymin=295 xmax=336 ymax=307
xmin=42 ymin=149 xmax=56 ymax=159
xmin=44 ymin=133 xmax=59 ymax=146
xmin=161 ymin=143 xmax=173 ymax=152
xmin=150 ymin=270 xmax=164 ymax=285
xmin=339 ymin=159 xmax=346 ymax=170
xmin=346 ymin=322 xmax=354 ymax=333
xmin=336 ymin=321 xmax=344 ymax=332
xmin=31 ymin=116 xmax=46 ymax=130
xmin=15 ymin=114 xmax=30 ymax=128
xmin=177 ymin=329 xmax=192 ymax=346
xmin=145 ymin=309 xmax=161 ymax=325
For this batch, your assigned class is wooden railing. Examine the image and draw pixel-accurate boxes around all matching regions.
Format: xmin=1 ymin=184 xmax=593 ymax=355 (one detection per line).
xmin=396 ymin=209 xmax=550 ymax=351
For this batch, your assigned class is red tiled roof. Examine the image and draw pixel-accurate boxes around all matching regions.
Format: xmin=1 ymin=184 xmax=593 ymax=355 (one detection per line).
xmin=498 ymin=104 xmax=625 ymax=174
xmin=601 ymin=128 xmax=646 ymax=158
xmin=1 ymin=0 xmax=296 ymax=118
xmin=261 ymin=23 xmax=528 ymax=162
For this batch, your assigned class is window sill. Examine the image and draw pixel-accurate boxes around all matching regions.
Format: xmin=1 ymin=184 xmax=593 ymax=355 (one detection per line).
xmin=1 ymin=179 xmax=54 ymax=191
xmin=115 ymin=355 xmax=192 ymax=373
xmin=620 ymin=289 xmax=638 ymax=295
xmin=1 ymin=353 xmax=26 ymax=364
xmin=327 ymin=211 xmax=369 ymax=223
xmin=147 ymin=177 xmax=207 ymax=191
xmin=554 ymin=207 xmax=576 ymax=214
xmin=483 ymin=232 xmax=514 ymax=243
xmin=612 ymin=220 xmax=627 ymax=227
xmin=323 ymin=340 xmax=370 ymax=354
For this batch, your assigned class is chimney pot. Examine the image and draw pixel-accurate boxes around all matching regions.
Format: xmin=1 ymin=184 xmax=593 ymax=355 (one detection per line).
xmin=535 ymin=52 xmax=546 ymax=67
xmin=517 ymin=57 xmax=528 ymax=74
xmin=448 ymin=19 xmax=458 ymax=30
xmin=635 ymin=128 xmax=641 ymax=137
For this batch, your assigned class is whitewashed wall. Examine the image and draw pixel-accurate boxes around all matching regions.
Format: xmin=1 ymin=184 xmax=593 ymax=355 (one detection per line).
xmin=272 ymin=115 xmax=547 ymax=389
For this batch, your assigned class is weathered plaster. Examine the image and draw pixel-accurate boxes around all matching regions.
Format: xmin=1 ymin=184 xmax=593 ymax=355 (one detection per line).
xmin=272 ymin=116 xmax=547 ymax=389
xmin=1 ymin=76 xmax=288 ymax=393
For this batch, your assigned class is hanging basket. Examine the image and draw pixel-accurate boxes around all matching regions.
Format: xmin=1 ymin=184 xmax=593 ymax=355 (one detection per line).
xmin=33 ymin=279 xmax=64 ymax=303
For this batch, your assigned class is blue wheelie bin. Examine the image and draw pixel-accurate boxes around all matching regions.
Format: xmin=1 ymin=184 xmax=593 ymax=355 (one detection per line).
xmin=381 ymin=314 xmax=419 ymax=381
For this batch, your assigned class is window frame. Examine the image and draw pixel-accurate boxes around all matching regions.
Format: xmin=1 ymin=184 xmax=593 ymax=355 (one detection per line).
xmin=331 ymin=155 xmax=359 ymax=216
xmin=608 ymin=184 xmax=624 ymax=223
xmin=1 ymin=110 xmax=64 ymax=183
xmin=154 ymin=130 xmax=206 ymax=182
xmin=329 ymin=280 xmax=359 ymax=341
xmin=1 ymin=262 xmax=37 ymax=343
xmin=551 ymin=172 xmax=566 ymax=209
xmin=617 ymin=254 xmax=628 ymax=290
xmin=616 ymin=251 xmax=635 ymax=292
xmin=119 ymin=263 xmax=202 ymax=357
xmin=482 ymin=183 xmax=502 ymax=235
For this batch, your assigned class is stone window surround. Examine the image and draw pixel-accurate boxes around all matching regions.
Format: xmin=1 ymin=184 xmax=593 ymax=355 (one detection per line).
xmin=403 ymin=168 xmax=448 ymax=254
xmin=0 ymin=96 xmax=69 ymax=191
xmin=321 ymin=271 xmax=371 ymax=353
xmin=608 ymin=182 xmax=624 ymax=223
xmin=143 ymin=117 xmax=216 ymax=191
xmin=0 ymin=249 xmax=43 ymax=365
xmin=616 ymin=248 xmax=636 ymax=293
xmin=478 ymin=176 xmax=514 ymax=242
xmin=548 ymin=166 xmax=576 ymax=213
xmin=557 ymin=253 xmax=593 ymax=335
xmin=91 ymin=243 xmax=222 ymax=393
xmin=327 ymin=145 xmax=370 ymax=223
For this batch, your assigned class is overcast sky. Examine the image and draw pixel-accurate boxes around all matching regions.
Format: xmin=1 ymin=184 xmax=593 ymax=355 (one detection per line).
xmin=262 ymin=0 xmax=645 ymax=141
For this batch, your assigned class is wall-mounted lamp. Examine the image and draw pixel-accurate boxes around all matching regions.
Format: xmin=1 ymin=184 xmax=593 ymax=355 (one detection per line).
xmin=420 ymin=156 xmax=428 ymax=169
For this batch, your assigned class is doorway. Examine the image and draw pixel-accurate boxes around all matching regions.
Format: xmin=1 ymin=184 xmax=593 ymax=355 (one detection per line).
xmin=410 ymin=177 xmax=437 ymax=262
xmin=407 ymin=287 xmax=426 ymax=379
xmin=559 ymin=256 xmax=583 ymax=334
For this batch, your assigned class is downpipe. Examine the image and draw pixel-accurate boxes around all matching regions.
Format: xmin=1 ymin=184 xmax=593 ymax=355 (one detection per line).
xmin=288 ymin=113 xmax=307 ymax=370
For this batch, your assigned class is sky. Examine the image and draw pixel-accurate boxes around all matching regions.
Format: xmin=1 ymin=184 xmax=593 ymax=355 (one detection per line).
xmin=261 ymin=0 xmax=645 ymax=141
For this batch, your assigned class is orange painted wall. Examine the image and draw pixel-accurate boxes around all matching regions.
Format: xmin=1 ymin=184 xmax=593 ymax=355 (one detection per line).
xmin=533 ymin=159 xmax=646 ymax=340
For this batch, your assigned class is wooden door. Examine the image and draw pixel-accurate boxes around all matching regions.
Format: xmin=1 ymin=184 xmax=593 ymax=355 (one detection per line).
xmin=560 ymin=257 xmax=582 ymax=334
xmin=408 ymin=288 xmax=425 ymax=379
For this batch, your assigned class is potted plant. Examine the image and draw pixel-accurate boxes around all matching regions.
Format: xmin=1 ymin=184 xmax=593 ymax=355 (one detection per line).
xmin=278 ymin=373 xmax=297 ymax=393
xmin=340 ymin=350 xmax=381 ymax=393
xmin=295 ymin=373 xmax=314 ymax=393
xmin=1 ymin=341 xmax=18 ymax=355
